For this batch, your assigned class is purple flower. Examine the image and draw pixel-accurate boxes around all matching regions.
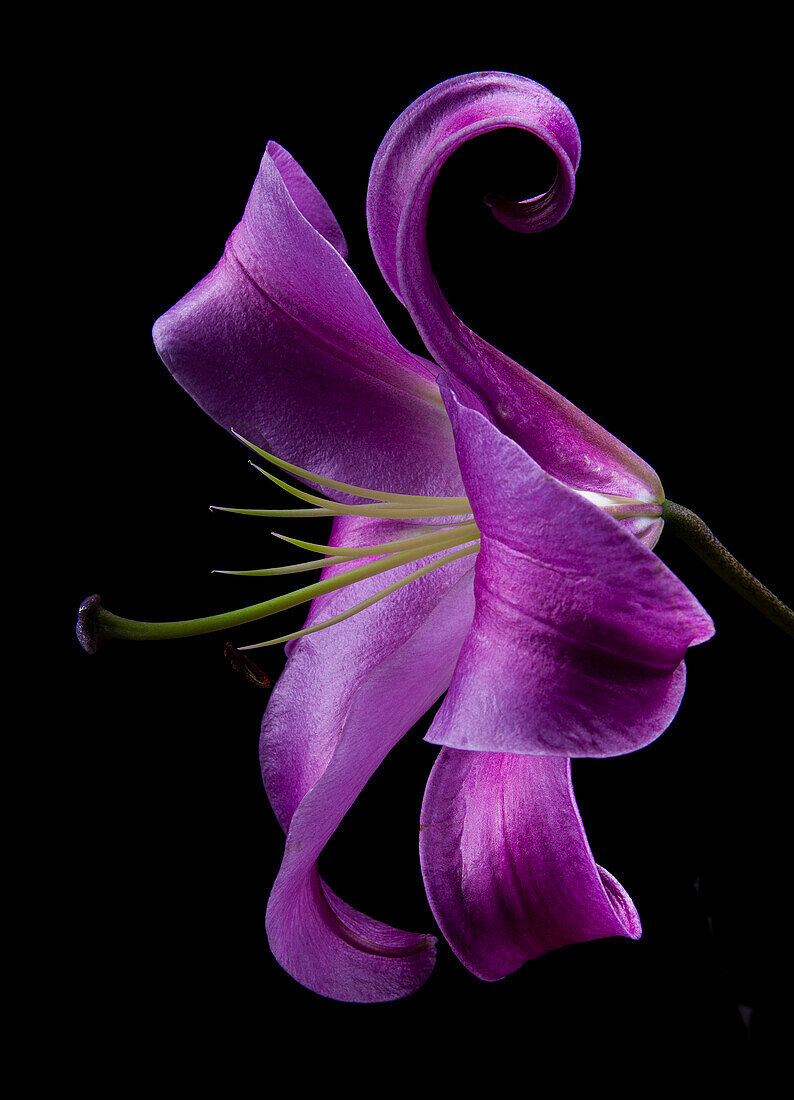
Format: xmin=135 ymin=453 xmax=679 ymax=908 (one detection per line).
xmin=149 ymin=72 xmax=714 ymax=1001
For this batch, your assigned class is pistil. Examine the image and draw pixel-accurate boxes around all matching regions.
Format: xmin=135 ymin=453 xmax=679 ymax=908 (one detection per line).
xmin=77 ymin=444 xmax=480 ymax=652
xmin=77 ymin=533 xmax=477 ymax=649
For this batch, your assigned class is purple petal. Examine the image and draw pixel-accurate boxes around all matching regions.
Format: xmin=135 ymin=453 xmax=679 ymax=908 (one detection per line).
xmin=367 ymin=72 xmax=662 ymax=501
xmin=420 ymin=748 xmax=641 ymax=981
xmin=425 ymin=384 xmax=714 ymax=757
xmin=265 ymin=141 xmax=349 ymax=259
xmin=262 ymin=514 xmax=476 ymax=1002
xmin=368 ymin=71 xmax=581 ymax=302
xmin=153 ymin=141 xmax=464 ymax=499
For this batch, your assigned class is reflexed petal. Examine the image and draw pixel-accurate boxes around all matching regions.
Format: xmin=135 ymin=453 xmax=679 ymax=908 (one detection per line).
xmin=368 ymin=71 xmax=581 ymax=302
xmin=419 ymin=748 xmax=641 ymax=981
xmin=425 ymin=385 xmax=714 ymax=757
xmin=367 ymin=71 xmax=662 ymax=501
xmin=153 ymin=141 xmax=464 ymax=500
xmin=262 ymin=514 xmax=476 ymax=1002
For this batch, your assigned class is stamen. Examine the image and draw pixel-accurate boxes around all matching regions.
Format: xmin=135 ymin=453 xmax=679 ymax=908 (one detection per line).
xmin=272 ymin=521 xmax=480 ymax=559
xmin=77 ymin=442 xmax=481 ymax=653
xmin=213 ymin=524 xmax=479 ymax=578
xmin=212 ymin=555 xmax=352 ymax=577
xmin=211 ymin=504 xmax=350 ymax=518
xmin=78 ymin=529 xmax=480 ymax=648
xmin=234 ymin=430 xmax=470 ymax=507
xmin=249 ymin=460 xmax=473 ymax=513
xmin=211 ymin=499 xmax=473 ymax=519
xmin=240 ymin=544 xmax=480 ymax=649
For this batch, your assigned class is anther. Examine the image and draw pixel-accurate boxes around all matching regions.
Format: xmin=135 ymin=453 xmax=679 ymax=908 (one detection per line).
xmin=76 ymin=594 xmax=102 ymax=654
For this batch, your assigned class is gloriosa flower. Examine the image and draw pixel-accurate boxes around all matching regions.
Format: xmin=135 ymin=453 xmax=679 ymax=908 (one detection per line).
xmin=79 ymin=72 xmax=714 ymax=1002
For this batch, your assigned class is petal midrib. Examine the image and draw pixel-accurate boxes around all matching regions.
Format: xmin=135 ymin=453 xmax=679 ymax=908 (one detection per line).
xmin=225 ymin=242 xmax=445 ymax=408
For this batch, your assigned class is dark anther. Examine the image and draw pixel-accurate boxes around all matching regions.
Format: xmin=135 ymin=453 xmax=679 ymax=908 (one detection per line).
xmin=224 ymin=641 xmax=272 ymax=689
xmin=76 ymin=594 xmax=102 ymax=654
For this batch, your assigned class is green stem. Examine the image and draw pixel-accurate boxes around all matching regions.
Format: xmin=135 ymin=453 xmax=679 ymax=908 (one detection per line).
xmin=662 ymin=499 xmax=793 ymax=638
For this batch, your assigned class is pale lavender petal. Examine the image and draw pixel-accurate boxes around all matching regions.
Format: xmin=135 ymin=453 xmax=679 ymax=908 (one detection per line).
xmin=367 ymin=71 xmax=662 ymax=501
xmin=420 ymin=748 xmax=641 ymax=981
xmin=425 ymin=384 xmax=714 ymax=757
xmin=153 ymin=141 xmax=464 ymax=499
xmin=261 ymin=514 xmax=476 ymax=1002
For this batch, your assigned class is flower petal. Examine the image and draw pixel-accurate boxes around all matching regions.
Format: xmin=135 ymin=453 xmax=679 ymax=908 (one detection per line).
xmin=264 ymin=141 xmax=349 ymax=259
xmin=425 ymin=384 xmax=714 ymax=757
xmin=368 ymin=71 xmax=581 ymax=302
xmin=419 ymin=748 xmax=641 ymax=981
xmin=367 ymin=71 xmax=661 ymax=501
xmin=261 ymin=514 xmax=476 ymax=1002
xmin=153 ymin=141 xmax=464 ymax=499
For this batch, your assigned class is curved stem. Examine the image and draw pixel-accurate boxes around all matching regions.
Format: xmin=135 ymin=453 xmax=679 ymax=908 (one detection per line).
xmin=662 ymin=500 xmax=793 ymax=638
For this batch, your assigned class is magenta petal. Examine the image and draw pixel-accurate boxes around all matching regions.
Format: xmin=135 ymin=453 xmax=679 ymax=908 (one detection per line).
xmin=262 ymin=515 xmax=476 ymax=1002
xmin=153 ymin=141 xmax=463 ymax=499
xmin=426 ymin=385 xmax=714 ymax=757
xmin=368 ymin=71 xmax=581 ymax=303
xmin=264 ymin=141 xmax=349 ymax=259
xmin=420 ymin=748 xmax=641 ymax=981
xmin=367 ymin=72 xmax=661 ymax=501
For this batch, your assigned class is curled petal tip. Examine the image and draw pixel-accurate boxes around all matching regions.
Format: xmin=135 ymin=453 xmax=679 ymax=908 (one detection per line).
xmin=484 ymin=184 xmax=573 ymax=234
xmin=76 ymin=594 xmax=102 ymax=654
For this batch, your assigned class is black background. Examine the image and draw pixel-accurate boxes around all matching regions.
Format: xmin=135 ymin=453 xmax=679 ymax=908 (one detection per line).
xmin=48 ymin=14 xmax=788 ymax=1083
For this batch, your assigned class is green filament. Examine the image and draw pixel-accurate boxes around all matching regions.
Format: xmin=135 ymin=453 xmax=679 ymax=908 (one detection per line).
xmin=233 ymin=430 xmax=470 ymax=506
xmin=86 ymin=520 xmax=481 ymax=645
xmin=76 ymin=435 xmax=682 ymax=656
xmin=213 ymin=523 xmax=480 ymax=577
xmin=242 ymin=544 xmax=479 ymax=649
xmin=271 ymin=521 xmax=480 ymax=559
xmin=78 ymin=440 xmax=481 ymax=652
xmin=212 ymin=500 xmax=474 ymax=519
xmin=212 ymin=555 xmax=353 ymax=577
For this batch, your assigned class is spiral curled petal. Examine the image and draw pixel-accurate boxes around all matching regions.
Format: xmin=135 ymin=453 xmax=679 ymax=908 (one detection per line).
xmin=366 ymin=71 xmax=663 ymax=503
